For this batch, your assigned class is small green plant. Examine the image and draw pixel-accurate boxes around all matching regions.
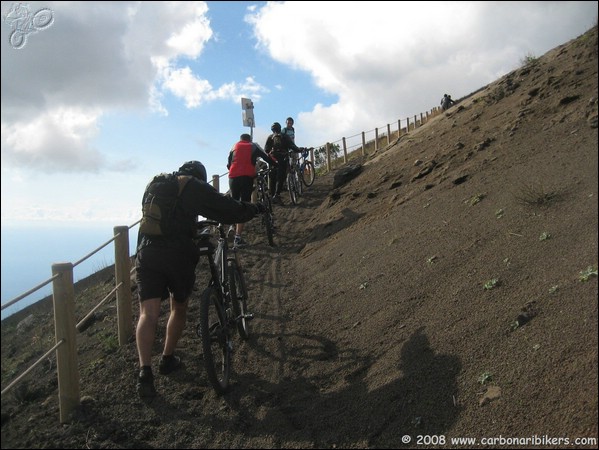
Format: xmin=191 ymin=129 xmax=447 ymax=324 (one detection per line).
xmin=100 ymin=333 xmax=118 ymax=353
xmin=578 ymin=266 xmax=598 ymax=282
xmin=539 ymin=232 xmax=551 ymax=241
xmin=426 ymin=255 xmax=438 ymax=264
xmin=495 ymin=208 xmax=504 ymax=219
xmin=466 ymin=193 xmax=485 ymax=206
xmin=520 ymin=52 xmax=538 ymax=66
xmin=548 ymin=285 xmax=559 ymax=294
xmin=478 ymin=372 xmax=493 ymax=384
xmin=483 ymin=278 xmax=500 ymax=290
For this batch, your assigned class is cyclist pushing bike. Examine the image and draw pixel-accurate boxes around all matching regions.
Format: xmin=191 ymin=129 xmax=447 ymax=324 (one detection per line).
xmin=227 ymin=133 xmax=277 ymax=248
xmin=134 ymin=160 xmax=266 ymax=398
xmin=264 ymin=122 xmax=303 ymax=204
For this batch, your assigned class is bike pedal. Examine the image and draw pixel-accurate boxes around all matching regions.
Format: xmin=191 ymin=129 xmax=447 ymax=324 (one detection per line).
xmin=244 ymin=313 xmax=254 ymax=321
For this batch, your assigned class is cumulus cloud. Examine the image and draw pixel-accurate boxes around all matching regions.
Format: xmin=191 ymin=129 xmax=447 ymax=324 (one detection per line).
xmin=245 ymin=1 xmax=597 ymax=145
xmin=0 ymin=1 xmax=266 ymax=173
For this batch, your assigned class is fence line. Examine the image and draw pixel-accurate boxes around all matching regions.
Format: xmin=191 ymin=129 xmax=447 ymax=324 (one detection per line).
xmin=0 ymin=103 xmax=442 ymax=424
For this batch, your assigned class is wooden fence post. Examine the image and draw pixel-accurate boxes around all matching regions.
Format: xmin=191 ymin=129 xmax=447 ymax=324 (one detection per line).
xmin=52 ymin=262 xmax=80 ymax=423
xmin=386 ymin=124 xmax=391 ymax=145
xmin=361 ymin=132 xmax=366 ymax=156
xmin=374 ymin=128 xmax=379 ymax=153
xmin=398 ymin=119 xmax=401 ymax=137
xmin=114 ymin=226 xmax=132 ymax=346
xmin=342 ymin=137 xmax=348 ymax=163
xmin=212 ymin=174 xmax=219 ymax=193
xmin=326 ymin=142 xmax=332 ymax=171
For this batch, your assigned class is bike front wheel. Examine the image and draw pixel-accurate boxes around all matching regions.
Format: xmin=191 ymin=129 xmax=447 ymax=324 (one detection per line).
xmin=228 ymin=258 xmax=250 ymax=340
xmin=287 ymin=172 xmax=298 ymax=205
xmin=300 ymin=160 xmax=316 ymax=187
xmin=199 ymin=286 xmax=231 ymax=394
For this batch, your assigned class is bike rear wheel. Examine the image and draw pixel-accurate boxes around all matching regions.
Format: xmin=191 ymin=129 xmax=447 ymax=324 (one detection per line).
xmin=228 ymin=258 xmax=250 ymax=340
xmin=295 ymin=169 xmax=303 ymax=196
xmin=301 ymin=160 xmax=316 ymax=187
xmin=199 ymin=286 xmax=231 ymax=394
xmin=258 ymin=189 xmax=275 ymax=246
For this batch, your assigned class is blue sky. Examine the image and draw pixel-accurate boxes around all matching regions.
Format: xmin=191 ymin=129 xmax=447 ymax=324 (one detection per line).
xmin=1 ymin=1 xmax=597 ymax=310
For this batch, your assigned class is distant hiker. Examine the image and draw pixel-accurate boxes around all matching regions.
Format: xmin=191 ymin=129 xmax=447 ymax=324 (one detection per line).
xmin=441 ymin=94 xmax=456 ymax=111
xmin=135 ymin=160 xmax=265 ymax=398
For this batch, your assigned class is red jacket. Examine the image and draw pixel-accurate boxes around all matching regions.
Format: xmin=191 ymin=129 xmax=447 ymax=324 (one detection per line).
xmin=228 ymin=140 xmax=275 ymax=177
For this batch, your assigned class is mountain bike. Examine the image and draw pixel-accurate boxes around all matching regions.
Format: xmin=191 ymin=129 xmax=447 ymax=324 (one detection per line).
xmin=286 ymin=150 xmax=302 ymax=205
xmin=299 ymin=147 xmax=316 ymax=187
xmin=194 ymin=220 xmax=252 ymax=394
xmin=255 ymin=163 xmax=275 ymax=246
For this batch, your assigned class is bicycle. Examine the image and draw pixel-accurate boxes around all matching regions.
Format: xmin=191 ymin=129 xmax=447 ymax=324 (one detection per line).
xmin=193 ymin=220 xmax=252 ymax=394
xmin=286 ymin=150 xmax=302 ymax=205
xmin=298 ymin=147 xmax=316 ymax=187
xmin=255 ymin=163 xmax=276 ymax=246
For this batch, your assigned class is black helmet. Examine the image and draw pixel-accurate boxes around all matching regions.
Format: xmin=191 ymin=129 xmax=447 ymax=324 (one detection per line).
xmin=286 ymin=117 xmax=294 ymax=124
xmin=271 ymin=122 xmax=282 ymax=133
xmin=178 ymin=160 xmax=207 ymax=182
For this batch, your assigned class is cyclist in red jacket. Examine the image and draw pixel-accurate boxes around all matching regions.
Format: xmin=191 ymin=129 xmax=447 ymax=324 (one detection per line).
xmin=228 ymin=133 xmax=277 ymax=247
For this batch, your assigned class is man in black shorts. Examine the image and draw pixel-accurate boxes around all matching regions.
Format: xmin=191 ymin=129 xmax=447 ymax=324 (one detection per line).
xmin=135 ymin=160 xmax=264 ymax=397
xmin=227 ymin=133 xmax=277 ymax=247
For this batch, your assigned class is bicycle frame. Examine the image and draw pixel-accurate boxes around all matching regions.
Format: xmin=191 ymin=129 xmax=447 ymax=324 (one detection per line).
xmin=194 ymin=220 xmax=251 ymax=394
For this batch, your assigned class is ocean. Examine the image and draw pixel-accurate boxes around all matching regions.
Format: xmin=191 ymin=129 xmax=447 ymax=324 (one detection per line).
xmin=1 ymin=223 xmax=139 ymax=320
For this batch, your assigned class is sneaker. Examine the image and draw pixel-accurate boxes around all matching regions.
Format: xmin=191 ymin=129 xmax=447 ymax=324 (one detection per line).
xmin=158 ymin=354 xmax=182 ymax=375
xmin=137 ymin=369 xmax=156 ymax=398
xmin=233 ymin=236 xmax=248 ymax=248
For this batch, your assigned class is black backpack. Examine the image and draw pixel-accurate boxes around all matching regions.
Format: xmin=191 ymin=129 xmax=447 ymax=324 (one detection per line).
xmin=139 ymin=173 xmax=191 ymax=236
xmin=272 ymin=133 xmax=283 ymax=152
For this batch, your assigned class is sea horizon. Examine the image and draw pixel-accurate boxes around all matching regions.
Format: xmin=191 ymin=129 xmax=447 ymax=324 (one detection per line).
xmin=1 ymin=222 xmax=138 ymax=320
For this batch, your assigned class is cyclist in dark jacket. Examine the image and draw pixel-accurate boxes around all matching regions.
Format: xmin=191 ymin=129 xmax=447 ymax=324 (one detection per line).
xmin=264 ymin=121 xmax=301 ymax=203
xmin=227 ymin=133 xmax=276 ymax=247
xmin=135 ymin=160 xmax=264 ymax=398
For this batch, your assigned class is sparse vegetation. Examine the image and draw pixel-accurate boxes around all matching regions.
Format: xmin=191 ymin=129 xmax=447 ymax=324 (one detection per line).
xmin=520 ymin=52 xmax=538 ymax=66
xmin=513 ymin=181 xmax=560 ymax=206
xmin=466 ymin=193 xmax=485 ymax=206
xmin=579 ymin=265 xmax=598 ymax=282
xmin=478 ymin=372 xmax=493 ymax=384
xmin=483 ymin=278 xmax=500 ymax=290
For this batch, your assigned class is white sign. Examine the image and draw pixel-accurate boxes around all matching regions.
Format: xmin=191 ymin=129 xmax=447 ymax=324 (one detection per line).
xmin=241 ymin=98 xmax=254 ymax=127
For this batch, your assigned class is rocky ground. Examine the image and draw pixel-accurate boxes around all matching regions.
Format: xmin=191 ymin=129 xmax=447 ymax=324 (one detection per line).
xmin=2 ymin=25 xmax=598 ymax=449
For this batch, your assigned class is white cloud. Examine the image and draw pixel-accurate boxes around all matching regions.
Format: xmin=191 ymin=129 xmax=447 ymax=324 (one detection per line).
xmin=246 ymin=1 xmax=597 ymax=145
xmin=1 ymin=1 xmax=217 ymax=173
